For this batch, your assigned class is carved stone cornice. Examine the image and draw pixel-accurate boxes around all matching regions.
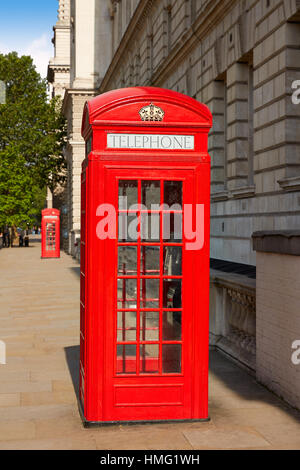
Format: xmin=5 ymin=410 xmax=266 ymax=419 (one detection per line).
xmin=53 ymin=24 xmax=71 ymax=30
xmin=211 ymin=190 xmax=230 ymax=202
xmin=278 ymin=175 xmax=300 ymax=192
xmin=47 ymin=63 xmax=70 ymax=83
xmin=62 ymin=88 xmax=96 ymax=116
xmin=231 ymin=185 xmax=255 ymax=199
xmin=252 ymin=230 xmax=300 ymax=256
xmin=48 ymin=64 xmax=70 ymax=72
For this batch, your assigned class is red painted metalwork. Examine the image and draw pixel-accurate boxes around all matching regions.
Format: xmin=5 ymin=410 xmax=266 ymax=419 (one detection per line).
xmin=41 ymin=208 xmax=60 ymax=259
xmin=80 ymin=87 xmax=212 ymax=424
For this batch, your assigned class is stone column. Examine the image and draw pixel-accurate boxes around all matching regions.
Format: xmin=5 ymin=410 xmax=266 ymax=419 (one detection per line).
xmin=207 ymin=79 xmax=228 ymax=198
xmin=277 ymin=22 xmax=300 ymax=190
xmin=253 ymin=20 xmax=300 ymax=196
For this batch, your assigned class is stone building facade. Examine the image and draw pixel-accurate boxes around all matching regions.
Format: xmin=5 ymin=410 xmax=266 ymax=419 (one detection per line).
xmin=100 ymin=0 xmax=300 ymax=266
xmin=48 ymin=0 xmax=71 ymax=99
xmin=48 ymin=0 xmax=300 ymax=404
xmin=48 ymin=0 xmax=112 ymax=250
xmin=47 ymin=1 xmax=71 ymax=220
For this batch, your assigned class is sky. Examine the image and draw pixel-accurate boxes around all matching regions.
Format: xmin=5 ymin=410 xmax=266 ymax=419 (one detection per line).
xmin=0 ymin=0 xmax=58 ymax=78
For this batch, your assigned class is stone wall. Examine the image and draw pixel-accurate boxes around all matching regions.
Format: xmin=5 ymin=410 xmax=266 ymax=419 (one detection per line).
xmin=253 ymin=230 xmax=300 ymax=410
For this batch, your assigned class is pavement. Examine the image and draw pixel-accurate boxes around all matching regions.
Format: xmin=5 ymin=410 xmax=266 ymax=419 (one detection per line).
xmin=0 ymin=236 xmax=299 ymax=450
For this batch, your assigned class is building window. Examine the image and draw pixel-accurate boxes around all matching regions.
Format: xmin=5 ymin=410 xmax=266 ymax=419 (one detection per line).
xmin=224 ymin=80 xmax=228 ymax=191
xmin=126 ymin=0 xmax=131 ymax=24
xmin=190 ymin=0 xmax=197 ymax=27
xmin=163 ymin=1 xmax=172 ymax=57
xmin=248 ymin=65 xmax=254 ymax=186
xmin=167 ymin=5 xmax=172 ymax=54
xmin=147 ymin=18 xmax=154 ymax=81
xmin=186 ymin=58 xmax=193 ymax=97
xmin=134 ymin=53 xmax=141 ymax=85
xmin=209 ymin=76 xmax=228 ymax=196
xmin=117 ymin=1 xmax=122 ymax=44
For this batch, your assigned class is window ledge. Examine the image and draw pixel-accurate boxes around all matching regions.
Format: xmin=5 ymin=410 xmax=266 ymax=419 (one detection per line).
xmin=277 ymin=176 xmax=300 ymax=192
xmin=231 ymin=185 xmax=255 ymax=199
xmin=211 ymin=190 xmax=229 ymax=202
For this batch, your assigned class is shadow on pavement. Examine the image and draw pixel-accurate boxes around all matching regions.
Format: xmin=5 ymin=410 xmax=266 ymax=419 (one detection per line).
xmin=64 ymin=339 xmax=300 ymax=426
xmin=69 ymin=266 xmax=80 ymax=278
xmin=64 ymin=345 xmax=80 ymax=401
xmin=209 ymin=349 xmax=300 ymax=422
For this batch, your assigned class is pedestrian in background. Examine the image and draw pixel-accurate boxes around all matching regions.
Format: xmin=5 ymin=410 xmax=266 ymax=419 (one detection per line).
xmin=19 ymin=229 xmax=25 ymax=247
xmin=24 ymin=229 xmax=29 ymax=247
xmin=3 ymin=227 xmax=9 ymax=247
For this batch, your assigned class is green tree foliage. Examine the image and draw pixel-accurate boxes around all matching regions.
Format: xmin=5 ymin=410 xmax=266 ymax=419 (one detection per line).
xmin=0 ymin=52 xmax=66 ymax=227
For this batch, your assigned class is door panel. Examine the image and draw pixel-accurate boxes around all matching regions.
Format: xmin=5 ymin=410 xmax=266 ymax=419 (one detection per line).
xmin=103 ymin=169 xmax=195 ymax=421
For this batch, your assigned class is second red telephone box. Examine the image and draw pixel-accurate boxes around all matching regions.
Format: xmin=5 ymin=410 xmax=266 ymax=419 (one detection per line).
xmin=41 ymin=208 xmax=60 ymax=258
xmin=80 ymin=87 xmax=212 ymax=425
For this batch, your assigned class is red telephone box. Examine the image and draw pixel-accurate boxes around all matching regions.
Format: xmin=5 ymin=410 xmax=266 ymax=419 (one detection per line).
xmin=41 ymin=208 xmax=60 ymax=259
xmin=80 ymin=87 xmax=212 ymax=425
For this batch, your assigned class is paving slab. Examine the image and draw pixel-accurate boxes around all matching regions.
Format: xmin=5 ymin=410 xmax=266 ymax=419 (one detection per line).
xmin=0 ymin=237 xmax=299 ymax=449
xmin=183 ymin=426 xmax=271 ymax=450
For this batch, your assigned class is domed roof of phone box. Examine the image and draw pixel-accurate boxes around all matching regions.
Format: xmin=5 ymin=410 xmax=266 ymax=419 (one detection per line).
xmin=82 ymin=87 xmax=212 ymax=137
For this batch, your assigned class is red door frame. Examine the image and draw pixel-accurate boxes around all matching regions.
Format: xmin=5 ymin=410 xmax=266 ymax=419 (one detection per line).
xmin=103 ymin=168 xmax=195 ymax=421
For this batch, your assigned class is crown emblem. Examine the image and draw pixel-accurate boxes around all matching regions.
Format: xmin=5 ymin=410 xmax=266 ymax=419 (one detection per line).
xmin=139 ymin=103 xmax=165 ymax=121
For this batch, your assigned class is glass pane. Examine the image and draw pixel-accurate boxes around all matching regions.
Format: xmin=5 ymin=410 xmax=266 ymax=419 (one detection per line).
xmin=118 ymin=180 xmax=138 ymax=208
xmin=46 ymin=223 xmax=56 ymax=251
xmin=118 ymin=213 xmax=139 ymax=241
xmin=117 ymin=311 xmax=137 ymax=341
xmin=140 ymin=311 xmax=159 ymax=341
xmin=116 ymin=344 xmax=136 ymax=374
xmin=164 ymin=181 xmax=182 ymax=207
xmin=117 ymin=279 xmax=137 ymax=308
xmin=141 ymin=213 xmax=160 ymax=242
xmin=140 ymin=246 xmax=160 ymax=276
xmin=163 ymin=246 xmax=182 ymax=275
xmin=118 ymin=246 xmax=137 ymax=275
xmin=140 ymin=344 xmax=159 ymax=374
xmin=140 ymin=279 xmax=160 ymax=308
xmin=163 ymin=213 xmax=182 ymax=241
xmin=163 ymin=279 xmax=182 ymax=308
xmin=162 ymin=344 xmax=181 ymax=373
xmin=142 ymin=180 xmax=160 ymax=207
xmin=162 ymin=311 xmax=182 ymax=340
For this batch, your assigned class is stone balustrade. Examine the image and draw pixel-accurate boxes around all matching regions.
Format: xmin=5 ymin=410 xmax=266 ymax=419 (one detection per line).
xmin=209 ymin=268 xmax=256 ymax=372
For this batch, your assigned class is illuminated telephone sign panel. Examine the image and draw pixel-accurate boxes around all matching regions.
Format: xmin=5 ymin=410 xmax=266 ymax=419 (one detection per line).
xmin=79 ymin=87 xmax=212 ymax=425
xmin=41 ymin=208 xmax=60 ymax=259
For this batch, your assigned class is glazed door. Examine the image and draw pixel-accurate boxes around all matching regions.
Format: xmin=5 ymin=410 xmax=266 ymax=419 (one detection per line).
xmin=45 ymin=222 xmax=56 ymax=252
xmin=103 ymin=168 xmax=195 ymax=422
